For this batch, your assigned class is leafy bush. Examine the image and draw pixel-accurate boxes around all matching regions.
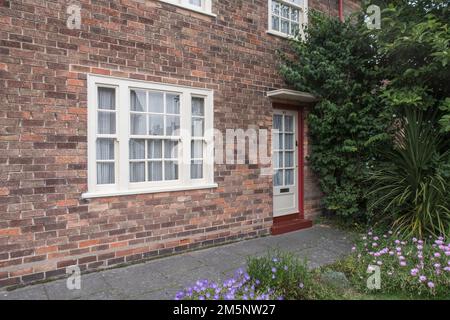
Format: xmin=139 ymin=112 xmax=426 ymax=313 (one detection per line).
xmin=367 ymin=110 xmax=450 ymax=238
xmin=280 ymin=1 xmax=450 ymax=226
xmin=280 ymin=10 xmax=389 ymax=221
xmin=338 ymin=230 xmax=450 ymax=298
xmin=246 ymin=251 xmax=314 ymax=299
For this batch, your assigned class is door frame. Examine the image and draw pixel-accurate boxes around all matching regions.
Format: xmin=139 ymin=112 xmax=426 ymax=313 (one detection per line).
xmin=272 ymin=103 xmax=305 ymax=221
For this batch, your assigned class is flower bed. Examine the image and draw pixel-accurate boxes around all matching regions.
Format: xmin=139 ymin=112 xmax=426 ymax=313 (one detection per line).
xmin=340 ymin=231 xmax=450 ymax=297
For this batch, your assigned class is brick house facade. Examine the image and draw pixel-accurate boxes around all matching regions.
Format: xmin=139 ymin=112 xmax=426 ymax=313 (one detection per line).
xmin=0 ymin=0 xmax=359 ymax=287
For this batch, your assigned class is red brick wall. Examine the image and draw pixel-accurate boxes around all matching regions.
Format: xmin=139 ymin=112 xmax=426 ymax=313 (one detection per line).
xmin=0 ymin=0 xmax=359 ymax=287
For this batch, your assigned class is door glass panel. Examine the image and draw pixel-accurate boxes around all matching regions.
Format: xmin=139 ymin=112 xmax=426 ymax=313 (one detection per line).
xmin=273 ymin=114 xmax=283 ymax=131
xmin=285 ymin=151 xmax=294 ymax=167
xmin=284 ymin=133 xmax=294 ymax=150
xmin=285 ymin=169 xmax=294 ymax=185
xmin=285 ymin=116 xmax=294 ymax=132
xmin=274 ymin=169 xmax=283 ymax=187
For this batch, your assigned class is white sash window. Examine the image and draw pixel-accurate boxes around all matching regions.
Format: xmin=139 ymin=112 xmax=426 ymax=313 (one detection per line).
xmin=84 ymin=75 xmax=216 ymax=198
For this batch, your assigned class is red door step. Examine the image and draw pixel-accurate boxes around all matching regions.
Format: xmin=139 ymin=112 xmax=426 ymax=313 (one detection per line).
xmin=271 ymin=218 xmax=313 ymax=235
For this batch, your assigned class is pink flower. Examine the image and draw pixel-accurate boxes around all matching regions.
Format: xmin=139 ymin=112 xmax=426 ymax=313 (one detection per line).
xmin=419 ymin=275 xmax=427 ymax=282
xmin=351 ymin=247 xmax=356 ymax=252
xmin=434 ymin=252 xmax=441 ymax=258
xmin=427 ymin=281 xmax=435 ymax=289
xmin=400 ymin=261 xmax=407 ymax=267
xmin=417 ymin=245 xmax=423 ymax=250
xmin=372 ymin=243 xmax=378 ymax=247
xmin=373 ymin=236 xmax=379 ymax=241
xmin=446 ymin=251 xmax=450 ymax=256
xmin=410 ymin=268 xmax=419 ymax=276
xmin=396 ymin=247 xmax=402 ymax=252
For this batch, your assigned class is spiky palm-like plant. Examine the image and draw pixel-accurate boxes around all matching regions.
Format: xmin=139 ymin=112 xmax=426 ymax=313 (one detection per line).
xmin=368 ymin=110 xmax=450 ymax=238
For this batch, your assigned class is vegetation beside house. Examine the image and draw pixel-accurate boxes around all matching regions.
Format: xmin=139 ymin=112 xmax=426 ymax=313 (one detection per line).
xmin=280 ymin=0 xmax=450 ymax=237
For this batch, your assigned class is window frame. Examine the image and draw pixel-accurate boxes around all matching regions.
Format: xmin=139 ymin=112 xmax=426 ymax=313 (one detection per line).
xmin=84 ymin=75 xmax=216 ymax=199
xmin=267 ymin=0 xmax=308 ymax=39
xmin=159 ymin=0 xmax=215 ymax=17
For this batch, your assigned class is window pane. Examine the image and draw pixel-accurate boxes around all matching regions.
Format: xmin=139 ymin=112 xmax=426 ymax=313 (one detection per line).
xmin=97 ymin=163 xmax=114 ymax=184
xmin=191 ymin=160 xmax=203 ymax=179
xmin=272 ymin=16 xmax=280 ymax=31
xmin=130 ymin=90 xmax=146 ymax=112
xmin=96 ymin=139 xmax=114 ymax=160
xmin=192 ymin=97 xmax=205 ymax=116
xmin=191 ymin=140 xmax=203 ymax=158
xmin=166 ymin=94 xmax=180 ymax=114
xmin=130 ymin=162 xmax=145 ymax=182
xmin=98 ymin=87 xmax=115 ymax=110
xmin=98 ymin=111 xmax=116 ymax=134
xmin=285 ymin=169 xmax=294 ymax=185
xmin=281 ymin=19 xmax=289 ymax=34
xmin=285 ymin=151 xmax=294 ymax=167
xmin=273 ymin=114 xmax=283 ymax=130
xmin=189 ymin=0 xmax=202 ymax=7
xmin=164 ymin=161 xmax=178 ymax=180
xmin=165 ymin=115 xmax=180 ymax=136
xmin=149 ymin=114 xmax=164 ymax=135
xmin=129 ymin=139 xmax=145 ymax=159
xmin=164 ymin=140 xmax=178 ymax=159
xmin=285 ymin=134 xmax=294 ymax=149
xmin=285 ymin=116 xmax=294 ymax=132
xmin=291 ymin=8 xmax=299 ymax=21
xmin=148 ymin=140 xmax=162 ymax=159
xmin=274 ymin=169 xmax=283 ymax=187
xmin=281 ymin=4 xmax=290 ymax=18
xmin=272 ymin=1 xmax=280 ymax=15
xmin=148 ymin=161 xmax=162 ymax=181
xmin=192 ymin=117 xmax=204 ymax=137
xmin=149 ymin=92 xmax=164 ymax=113
xmin=130 ymin=114 xmax=146 ymax=135
xmin=291 ymin=23 xmax=299 ymax=35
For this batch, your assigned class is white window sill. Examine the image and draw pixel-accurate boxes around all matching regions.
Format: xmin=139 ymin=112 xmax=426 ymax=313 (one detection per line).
xmin=159 ymin=0 xmax=217 ymax=18
xmin=266 ymin=29 xmax=297 ymax=40
xmin=81 ymin=183 xmax=218 ymax=199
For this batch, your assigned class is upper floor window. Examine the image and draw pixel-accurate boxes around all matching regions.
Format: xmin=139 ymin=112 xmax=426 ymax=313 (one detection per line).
xmin=84 ymin=75 xmax=216 ymax=198
xmin=159 ymin=0 xmax=214 ymax=16
xmin=268 ymin=0 xmax=308 ymax=38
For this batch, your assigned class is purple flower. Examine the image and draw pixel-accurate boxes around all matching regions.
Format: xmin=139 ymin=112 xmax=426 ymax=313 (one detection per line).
xmin=410 ymin=268 xmax=419 ymax=276
xmin=396 ymin=247 xmax=402 ymax=252
xmin=400 ymin=261 xmax=407 ymax=267
xmin=445 ymin=251 xmax=450 ymax=256
xmin=419 ymin=275 xmax=427 ymax=282
xmin=427 ymin=281 xmax=435 ymax=289
xmin=434 ymin=252 xmax=441 ymax=258
xmin=372 ymin=242 xmax=378 ymax=247
xmin=373 ymin=236 xmax=379 ymax=241
xmin=283 ymin=265 xmax=288 ymax=271
xmin=272 ymin=257 xmax=278 ymax=263
xmin=271 ymin=267 xmax=277 ymax=273
xmin=351 ymin=246 xmax=356 ymax=251
xmin=299 ymin=282 xmax=304 ymax=289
